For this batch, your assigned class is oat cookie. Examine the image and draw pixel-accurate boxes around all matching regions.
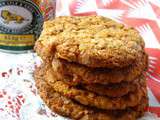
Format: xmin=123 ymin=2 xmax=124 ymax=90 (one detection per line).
xmin=52 ymin=52 xmax=148 ymax=85
xmin=43 ymin=64 xmax=147 ymax=110
xmin=82 ymin=78 xmax=144 ymax=97
xmin=34 ymin=66 xmax=148 ymax=120
xmin=35 ymin=16 xmax=145 ymax=68
xmin=51 ymin=64 xmax=144 ymax=97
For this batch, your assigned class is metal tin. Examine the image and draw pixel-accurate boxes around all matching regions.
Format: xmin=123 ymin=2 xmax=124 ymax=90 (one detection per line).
xmin=0 ymin=0 xmax=43 ymax=53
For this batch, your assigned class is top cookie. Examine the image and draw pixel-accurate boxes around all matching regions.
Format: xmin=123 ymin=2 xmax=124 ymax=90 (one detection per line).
xmin=36 ymin=16 xmax=145 ymax=68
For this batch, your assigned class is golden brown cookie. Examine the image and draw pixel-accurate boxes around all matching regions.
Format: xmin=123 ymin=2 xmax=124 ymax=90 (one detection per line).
xmin=35 ymin=16 xmax=145 ymax=68
xmin=42 ymin=64 xmax=147 ymax=110
xmin=34 ymin=66 xmax=148 ymax=120
xmin=52 ymin=52 xmax=148 ymax=85
xmin=51 ymin=63 xmax=144 ymax=97
xmin=82 ymin=78 xmax=143 ymax=97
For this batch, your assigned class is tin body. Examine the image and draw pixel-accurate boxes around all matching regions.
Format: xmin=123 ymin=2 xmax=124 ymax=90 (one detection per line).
xmin=0 ymin=0 xmax=43 ymax=53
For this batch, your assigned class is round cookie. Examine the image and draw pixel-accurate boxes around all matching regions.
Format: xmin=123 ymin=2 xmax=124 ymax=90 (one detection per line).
xmin=82 ymin=78 xmax=143 ymax=97
xmin=35 ymin=16 xmax=145 ymax=68
xmin=51 ymin=63 xmax=144 ymax=97
xmin=34 ymin=66 xmax=148 ymax=120
xmin=44 ymin=64 xmax=147 ymax=110
xmin=52 ymin=52 xmax=148 ymax=85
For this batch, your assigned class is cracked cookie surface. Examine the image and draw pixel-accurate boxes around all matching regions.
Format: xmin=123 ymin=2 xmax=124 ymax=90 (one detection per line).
xmin=52 ymin=52 xmax=148 ymax=85
xmin=34 ymin=65 xmax=148 ymax=120
xmin=40 ymin=64 xmax=147 ymax=110
xmin=35 ymin=16 xmax=145 ymax=68
xmin=51 ymin=61 xmax=145 ymax=97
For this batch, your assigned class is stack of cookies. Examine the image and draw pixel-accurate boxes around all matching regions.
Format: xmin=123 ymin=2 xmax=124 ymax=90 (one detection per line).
xmin=34 ymin=16 xmax=148 ymax=120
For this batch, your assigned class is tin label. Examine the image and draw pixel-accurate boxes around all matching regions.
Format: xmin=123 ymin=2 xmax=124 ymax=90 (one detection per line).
xmin=0 ymin=0 xmax=43 ymax=51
